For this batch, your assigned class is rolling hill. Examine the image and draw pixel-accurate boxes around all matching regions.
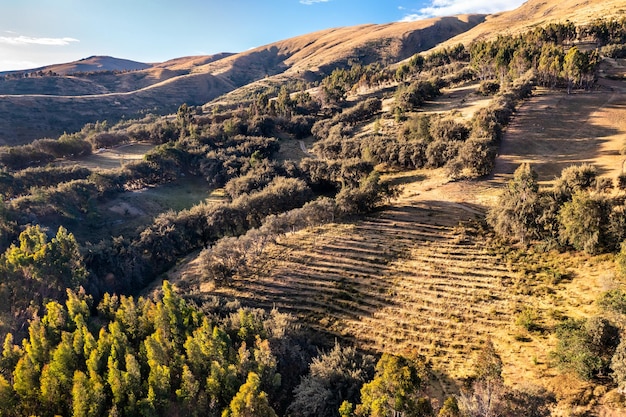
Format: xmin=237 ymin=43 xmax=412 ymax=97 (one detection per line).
xmin=0 ymin=15 xmax=484 ymax=145
xmin=437 ymin=0 xmax=626 ymax=47
xmin=0 ymin=55 xmax=152 ymax=77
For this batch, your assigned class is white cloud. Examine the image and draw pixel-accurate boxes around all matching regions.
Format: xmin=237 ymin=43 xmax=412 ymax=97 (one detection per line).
xmin=0 ymin=35 xmax=79 ymax=46
xmin=300 ymin=0 xmax=330 ymax=4
xmin=400 ymin=0 xmax=526 ymax=21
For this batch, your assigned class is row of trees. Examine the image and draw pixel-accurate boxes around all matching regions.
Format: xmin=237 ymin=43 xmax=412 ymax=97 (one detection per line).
xmin=311 ymin=71 xmax=533 ymax=179
xmin=469 ymin=32 xmax=600 ymax=90
xmin=488 ymin=163 xmax=626 ymax=254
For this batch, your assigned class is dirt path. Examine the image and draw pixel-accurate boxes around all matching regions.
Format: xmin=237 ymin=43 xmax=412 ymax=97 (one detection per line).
xmin=298 ymin=140 xmax=314 ymax=157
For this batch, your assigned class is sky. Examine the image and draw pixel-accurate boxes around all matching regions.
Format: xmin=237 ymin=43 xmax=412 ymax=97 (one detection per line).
xmin=0 ymin=0 xmax=526 ymax=72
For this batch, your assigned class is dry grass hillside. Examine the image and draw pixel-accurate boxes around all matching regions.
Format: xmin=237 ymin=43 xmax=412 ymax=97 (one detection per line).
xmin=204 ymin=15 xmax=486 ymax=107
xmin=0 ymin=71 xmax=235 ymax=145
xmin=0 ymin=56 xmax=151 ymax=77
xmin=166 ymin=52 xmax=626 ymax=411
xmin=439 ymin=0 xmax=626 ymax=48
xmin=0 ymin=15 xmax=483 ymax=144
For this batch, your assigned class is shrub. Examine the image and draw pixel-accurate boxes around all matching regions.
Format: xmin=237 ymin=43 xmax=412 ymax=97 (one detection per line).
xmin=516 ymin=308 xmax=541 ymax=332
xmin=395 ymin=79 xmax=441 ymax=111
xmin=429 ymin=117 xmax=470 ymax=142
xmin=477 ymin=80 xmax=500 ymax=95
xmin=335 ymin=172 xmax=391 ymax=215
xmin=611 ymin=338 xmax=626 ymax=393
xmin=552 ymin=317 xmax=619 ymax=380
xmin=557 ymin=191 xmax=606 ymax=254
xmin=289 ymin=344 xmax=375 ymax=417
xmin=554 ymin=164 xmax=598 ymax=201
xmin=598 ymin=289 xmax=626 ymax=315
xmin=487 ymin=163 xmax=541 ymax=244
xmin=426 ymin=140 xmax=460 ymax=168
xmin=87 ymin=132 xmax=129 ymax=149
xmin=451 ymin=137 xmax=496 ymax=178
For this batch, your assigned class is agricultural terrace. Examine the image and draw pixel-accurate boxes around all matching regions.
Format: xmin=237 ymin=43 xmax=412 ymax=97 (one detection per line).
xmin=494 ymin=87 xmax=626 ymax=186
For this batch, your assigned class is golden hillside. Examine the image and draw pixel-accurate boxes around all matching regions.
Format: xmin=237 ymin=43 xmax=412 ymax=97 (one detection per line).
xmin=439 ymin=0 xmax=626 ymax=47
xmin=0 ymin=16 xmax=483 ymax=145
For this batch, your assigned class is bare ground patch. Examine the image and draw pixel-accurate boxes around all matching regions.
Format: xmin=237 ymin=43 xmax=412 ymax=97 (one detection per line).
xmin=421 ymin=83 xmax=492 ymax=119
xmin=493 ymin=87 xmax=626 ymax=186
xmin=66 ymin=142 xmax=156 ymax=170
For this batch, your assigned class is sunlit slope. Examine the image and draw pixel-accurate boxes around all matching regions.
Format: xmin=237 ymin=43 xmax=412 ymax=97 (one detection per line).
xmin=439 ymin=0 xmax=626 ymax=47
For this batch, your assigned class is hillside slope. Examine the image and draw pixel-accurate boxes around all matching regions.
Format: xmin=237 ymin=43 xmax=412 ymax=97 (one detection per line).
xmin=0 ymin=15 xmax=483 ymax=145
xmin=439 ymin=0 xmax=626 ymax=47
xmin=195 ymin=14 xmax=486 ymax=85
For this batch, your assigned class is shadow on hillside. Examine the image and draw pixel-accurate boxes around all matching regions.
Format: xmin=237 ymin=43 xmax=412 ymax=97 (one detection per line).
xmin=190 ymin=198 xmax=498 ymax=378
xmin=491 ymin=90 xmax=625 ymax=185
xmin=386 ymin=173 xmax=428 ymax=186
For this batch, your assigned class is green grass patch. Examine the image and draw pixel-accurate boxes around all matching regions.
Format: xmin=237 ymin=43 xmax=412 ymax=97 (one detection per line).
xmin=77 ymin=177 xmax=224 ymax=242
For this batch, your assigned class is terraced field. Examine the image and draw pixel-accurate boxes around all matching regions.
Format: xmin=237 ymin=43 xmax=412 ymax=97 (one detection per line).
xmin=176 ymin=178 xmax=517 ymax=386
xmin=169 ymin=164 xmax=613 ymax=403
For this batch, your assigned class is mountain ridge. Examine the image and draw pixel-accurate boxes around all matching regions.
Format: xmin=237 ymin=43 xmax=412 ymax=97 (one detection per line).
xmin=0 ymin=55 xmax=152 ymax=76
xmin=0 ymin=15 xmax=485 ymax=144
xmin=437 ymin=0 xmax=626 ymax=48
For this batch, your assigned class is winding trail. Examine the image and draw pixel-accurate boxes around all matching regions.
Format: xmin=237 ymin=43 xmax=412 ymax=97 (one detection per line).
xmin=298 ymin=140 xmax=314 ymax=157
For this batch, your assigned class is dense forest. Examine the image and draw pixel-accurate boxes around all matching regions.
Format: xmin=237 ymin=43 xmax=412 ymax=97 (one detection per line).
xmin=0 ymin=15 xmax=625 ymax=417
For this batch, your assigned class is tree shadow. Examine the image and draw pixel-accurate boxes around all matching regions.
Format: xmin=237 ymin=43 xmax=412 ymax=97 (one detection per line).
xmin=201 ymin=199 xmax=508 ymax=398
xmin=491 ymin=90 xmax=625 ymax=184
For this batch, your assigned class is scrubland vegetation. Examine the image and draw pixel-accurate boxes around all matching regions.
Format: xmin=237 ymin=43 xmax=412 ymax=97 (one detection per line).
xmin=0 ymin=13 xmax=625 ymax=417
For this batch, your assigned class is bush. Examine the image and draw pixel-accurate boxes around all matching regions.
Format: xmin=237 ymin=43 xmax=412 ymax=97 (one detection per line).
xmin=554 ymin=164 xmax=598 ymax=201
xmin=87 ymin=132 xmax=129 ymax=149
xmin=429 ymin=117 xmax=470 ymax=142
xmin=477 ymin=80 xmax=500 ymax=95
xmin=335 ymin=172 xmax=390 ymax=215
xmin=601 ymin=44 xmax=626 ymax=58
xmin=289 ymin=344 xmax=375 ymax=417
xmin=336 ymin=98 xmax=382 ymax=125
xmin=599 ymin=289 xmax=626 ymax=315
xmin=487 ymin=163 xmax=541 ymax=244
xmin=395 ymin=79 xmax=441 ymax=111
xmin=426 ymin=140 xmax=460 ymax=168
xmin=451 ymin=137 xmax=496 ymax=178
xmin=557 ymin=191 xmax=606 ymax=254
xmin=516 ymin=308 xmax=541 ymax=332
xmin=552 ymin=317 xmax=619 ymax=380
xmin=611 ymin=338 xmax=626 ymax=393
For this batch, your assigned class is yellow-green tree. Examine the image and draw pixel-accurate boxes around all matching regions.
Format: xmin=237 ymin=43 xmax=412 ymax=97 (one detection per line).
xmin=356 ymin=354 xmax=432 ymax=417
xmin=222 ymin=372 xmax=277 ymax=417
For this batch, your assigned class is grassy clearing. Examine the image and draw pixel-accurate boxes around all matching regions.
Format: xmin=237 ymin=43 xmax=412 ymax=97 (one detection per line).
xmin=422 ymin=83 xmax=492 ymax=119
xmin=78 ymin=177 xmax=223 ymax=242
xmin=275 ymin=136 xmax=316 ymax=162
xmin=66 ymin=142 xmax=156 ymax=170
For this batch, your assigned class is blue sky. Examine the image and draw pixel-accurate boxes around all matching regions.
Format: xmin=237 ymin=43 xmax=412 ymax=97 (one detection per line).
xmin=0 ymin=0 xmax=525 ymax=71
